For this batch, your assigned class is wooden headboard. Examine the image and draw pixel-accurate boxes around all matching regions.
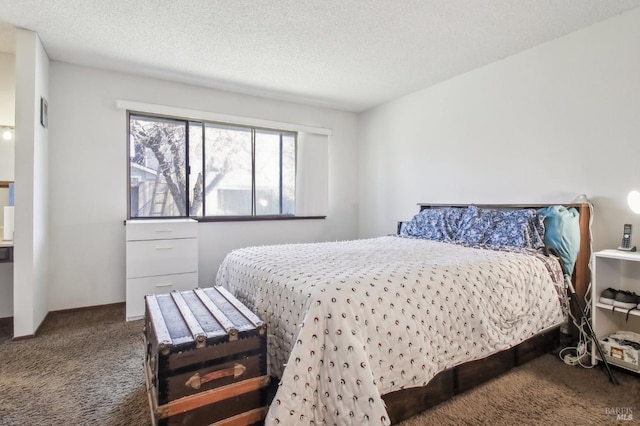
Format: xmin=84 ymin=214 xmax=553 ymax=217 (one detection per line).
xmin=415 ymin=203 xmax=592 ymax=302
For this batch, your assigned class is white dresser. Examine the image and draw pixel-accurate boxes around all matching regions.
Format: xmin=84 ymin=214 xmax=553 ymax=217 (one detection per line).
xmin=125 ymin=219 xmax=198 ymax=321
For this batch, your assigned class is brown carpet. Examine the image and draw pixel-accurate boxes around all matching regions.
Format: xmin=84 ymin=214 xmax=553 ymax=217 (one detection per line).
xmin=0 ymin=304 xmax=638 ymax=426
xmin=0 ymin=305 xmax=148 ymax=426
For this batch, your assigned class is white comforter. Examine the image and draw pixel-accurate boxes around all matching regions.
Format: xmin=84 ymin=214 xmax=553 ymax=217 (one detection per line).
xmin=216 ymin=236 xmax=567 ymax=425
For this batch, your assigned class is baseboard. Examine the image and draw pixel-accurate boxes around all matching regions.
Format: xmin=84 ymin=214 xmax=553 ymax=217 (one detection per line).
xmin=11 ymin=311 xmax=49 ymax=341
xmin=9 ymin=302 xmax=125 ymax=341
xmin=0 ymin=316 xmax=12 ymax=328
xmin=12 ymin=333 xmax=35 ymax=341
xmin=48 ymin=301 xmax=125 ymax=315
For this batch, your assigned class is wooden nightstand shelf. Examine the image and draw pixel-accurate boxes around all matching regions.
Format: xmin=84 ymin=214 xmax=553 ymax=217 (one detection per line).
xmin=591 ymin=250 xmax=640 ymax=372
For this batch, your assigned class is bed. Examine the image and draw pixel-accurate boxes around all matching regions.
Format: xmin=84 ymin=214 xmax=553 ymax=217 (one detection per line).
xmin=215 ymin=203 xmax=591 ymax=425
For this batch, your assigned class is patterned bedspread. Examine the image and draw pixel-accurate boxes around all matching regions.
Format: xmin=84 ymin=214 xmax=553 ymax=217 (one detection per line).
xmin=216 ymin=236 xmax=567 ymax=425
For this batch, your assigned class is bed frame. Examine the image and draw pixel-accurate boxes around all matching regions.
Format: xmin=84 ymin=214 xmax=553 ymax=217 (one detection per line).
xmin=383 ymin=203 xmax=591 ymax=424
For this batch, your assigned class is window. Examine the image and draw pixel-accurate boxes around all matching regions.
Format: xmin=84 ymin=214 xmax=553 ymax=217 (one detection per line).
xmin=128 ymin=113 xmax=297 ymax=219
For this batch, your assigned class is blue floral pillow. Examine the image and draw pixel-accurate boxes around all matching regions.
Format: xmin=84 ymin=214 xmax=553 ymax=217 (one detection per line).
xmin=401 ymin=207 xmax=465 ymax=241
xmin=456 ymin=206 xmax=545 ymax=249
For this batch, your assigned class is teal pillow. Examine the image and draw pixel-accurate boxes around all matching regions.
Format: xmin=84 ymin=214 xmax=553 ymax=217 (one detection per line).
xmin=537 ymin=206 xmax=580 ymax=275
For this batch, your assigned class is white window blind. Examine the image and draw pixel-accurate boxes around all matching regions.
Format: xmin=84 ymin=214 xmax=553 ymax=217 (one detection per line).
xmin=296 ymin=132 xmax=329 ymax=216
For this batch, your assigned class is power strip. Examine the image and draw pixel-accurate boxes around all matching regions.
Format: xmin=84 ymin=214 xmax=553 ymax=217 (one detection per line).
xmin=577 ymin=342 xmax=586 ymax=357
xmin=563 ymin=352 xmax=590 ymax=366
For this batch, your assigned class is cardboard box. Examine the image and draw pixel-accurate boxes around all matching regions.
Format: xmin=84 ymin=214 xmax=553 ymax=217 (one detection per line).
xmin=599 ymin=333 xmax=640 ymax=371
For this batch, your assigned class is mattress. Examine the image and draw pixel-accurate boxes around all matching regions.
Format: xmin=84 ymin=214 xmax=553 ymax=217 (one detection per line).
xmin=216 ymin=236 xmax=567 ymax=425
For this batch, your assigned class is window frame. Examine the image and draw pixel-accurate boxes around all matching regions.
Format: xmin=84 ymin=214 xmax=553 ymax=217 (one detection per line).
xmin=127 ymin=110 xmax=323 ymax=221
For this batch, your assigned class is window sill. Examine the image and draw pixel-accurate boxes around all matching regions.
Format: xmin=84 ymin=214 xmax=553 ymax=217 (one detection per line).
xmin=196 ymin=215 xmax=326 ymax=223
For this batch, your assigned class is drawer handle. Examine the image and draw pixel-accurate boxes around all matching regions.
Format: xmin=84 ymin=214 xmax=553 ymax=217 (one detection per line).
xmin=154 ymin=229 xmax=173 ymax=233
xmin=155 ymin=283 xmax=173 ymax=288
xmin=154 ymin=246 xmax=173 ymax=250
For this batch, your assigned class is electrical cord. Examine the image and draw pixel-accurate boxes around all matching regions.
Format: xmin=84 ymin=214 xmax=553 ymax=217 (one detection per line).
xmin=559 ymin=301 xmax=594 ymax=368
xmin=559 ymin=201 xmax=596 ymax=369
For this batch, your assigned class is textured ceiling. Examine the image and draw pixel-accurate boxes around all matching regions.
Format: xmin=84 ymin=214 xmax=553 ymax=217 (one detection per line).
xmin=1 ymin=1 xmax=640 ymax=111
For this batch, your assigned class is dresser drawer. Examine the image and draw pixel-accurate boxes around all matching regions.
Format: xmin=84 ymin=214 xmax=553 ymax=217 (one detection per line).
xmin=126 ymin=272 xmax=198 ymax=320
xmin=126 ymin=238 xmax=198 ymax=278
xmin=126 ymin=219 xmax=197 ymax=241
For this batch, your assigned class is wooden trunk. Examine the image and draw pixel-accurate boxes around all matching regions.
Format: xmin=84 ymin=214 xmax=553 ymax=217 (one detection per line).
xmin=144 ymin=286 xmax=269 ymax=426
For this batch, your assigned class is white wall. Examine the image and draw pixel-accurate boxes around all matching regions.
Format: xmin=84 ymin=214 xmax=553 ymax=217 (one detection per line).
xmin=48 ymin=62 xmax=359 ymax=311
xmin=358 ymin=8 xmax=640 ymax=252
xmin=0 ymin=52 xmax=15 ymax=181
xmin=14 ymin=30 xmax=49 ymax=337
